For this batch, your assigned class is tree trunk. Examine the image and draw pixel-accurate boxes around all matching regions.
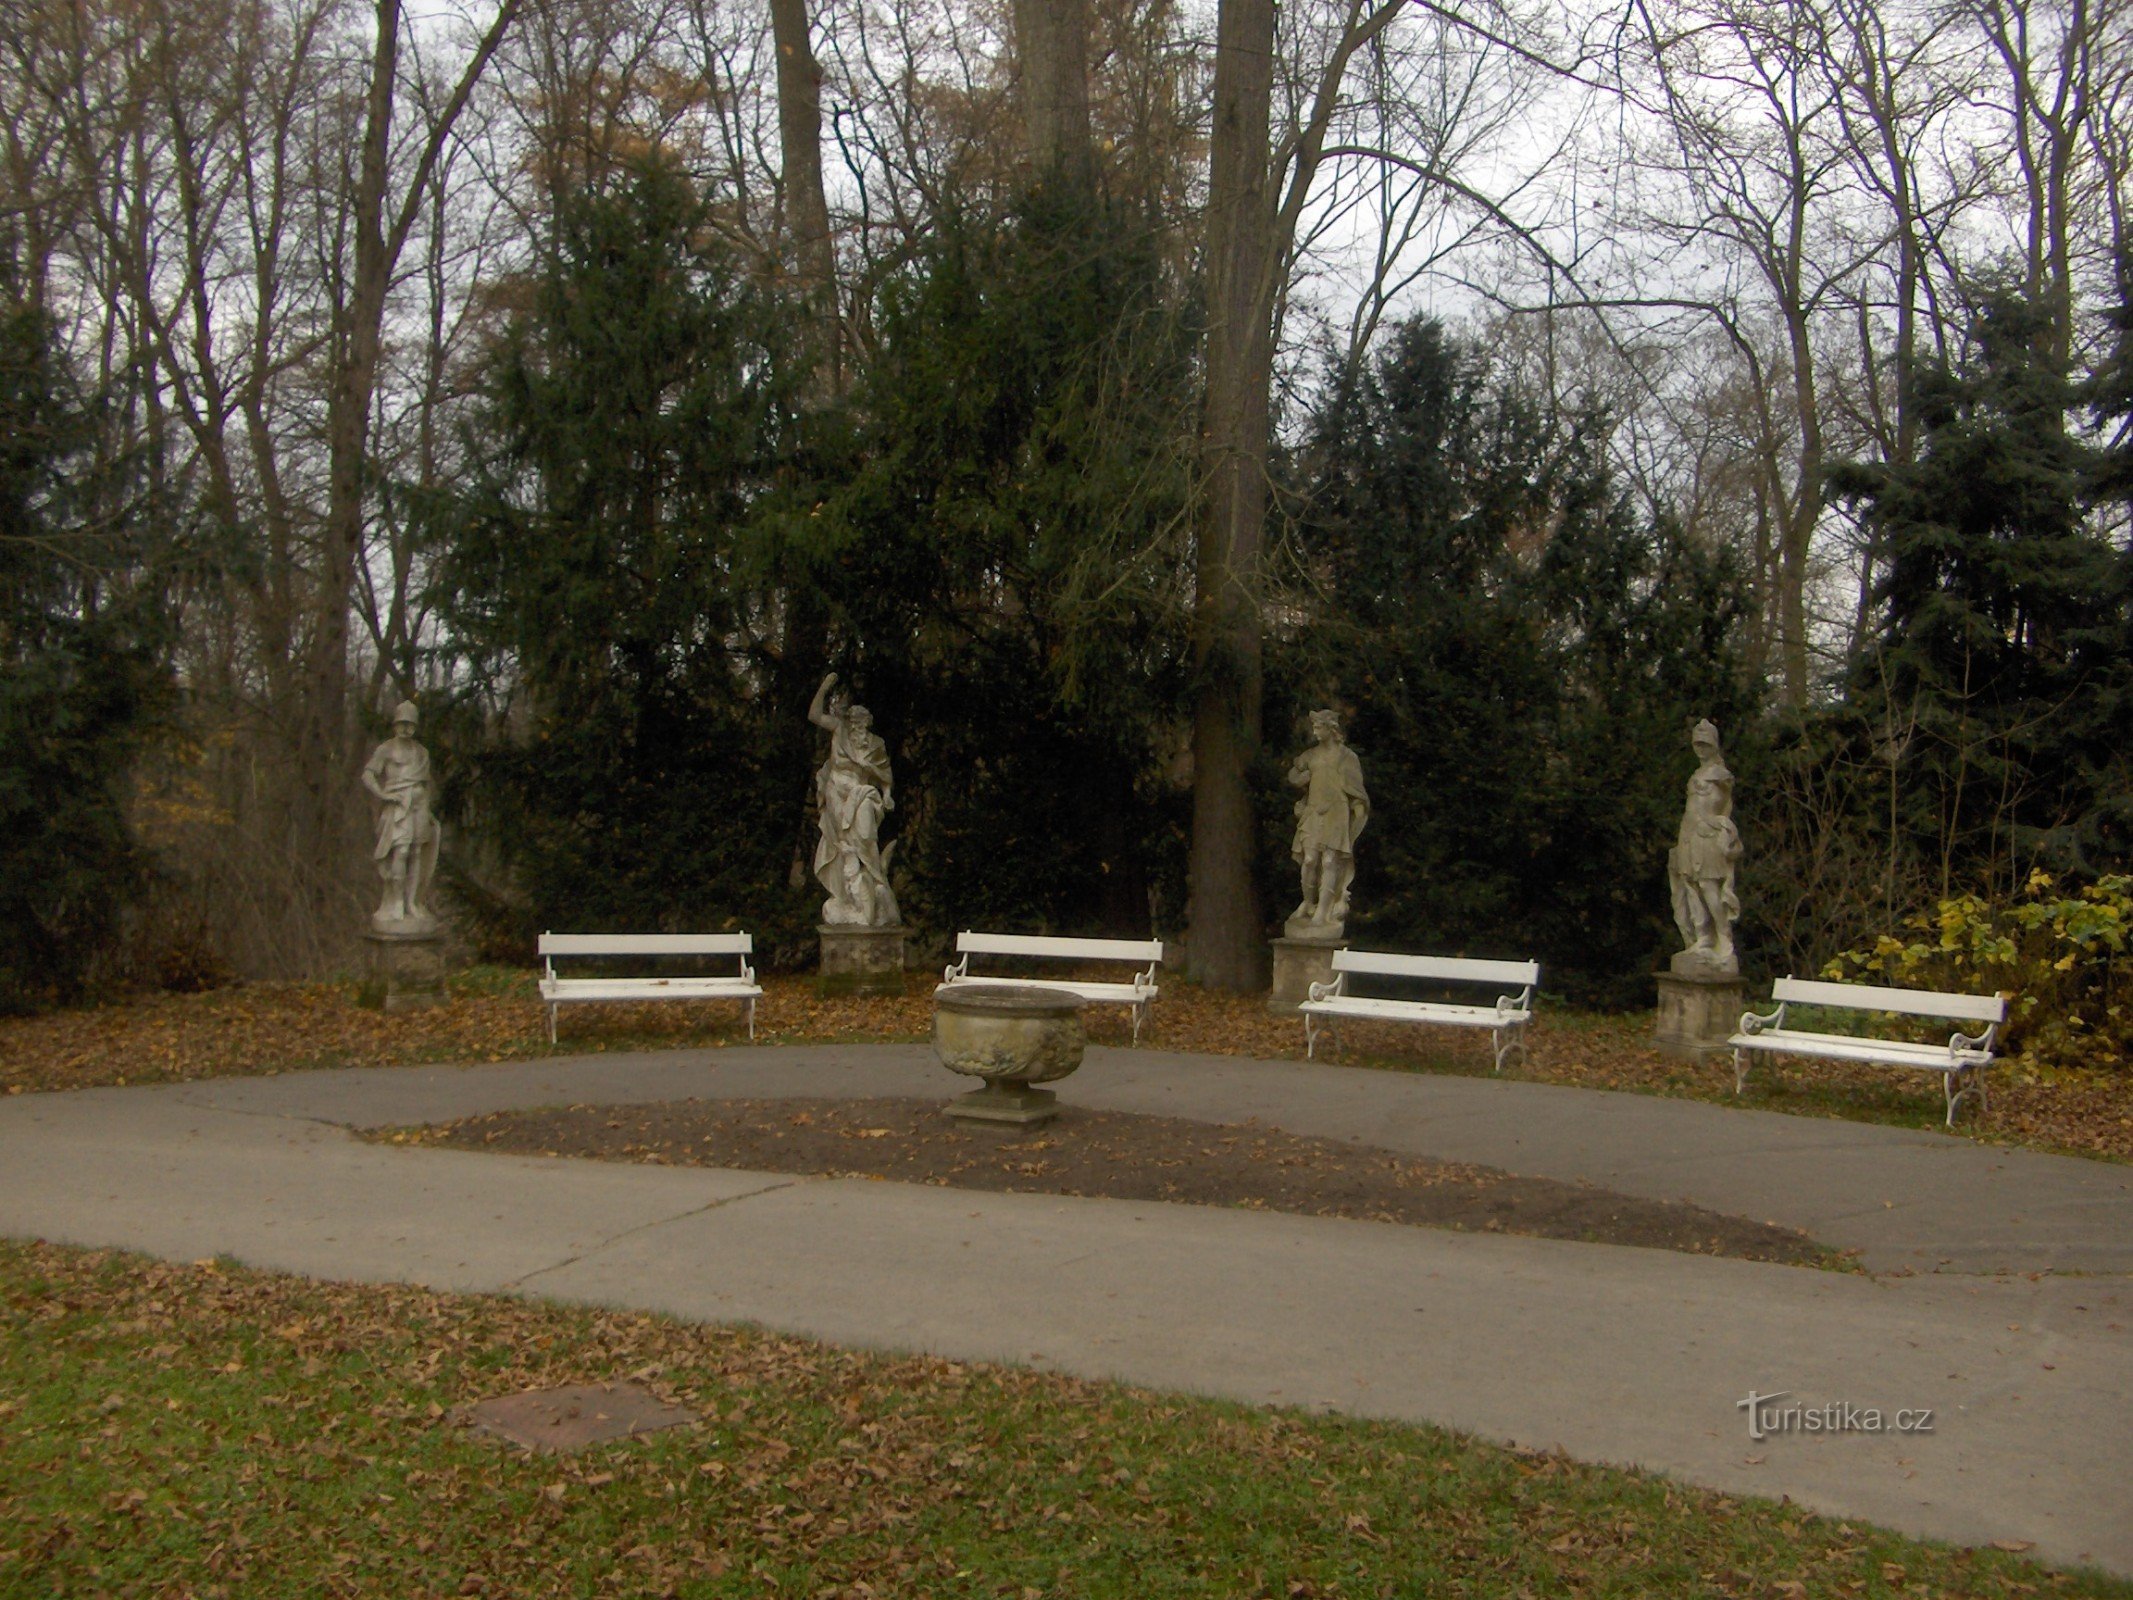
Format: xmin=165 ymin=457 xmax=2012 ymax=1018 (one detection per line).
xmin=302 ymin=0 xmax=520 ymax=922
xmin=1185 ymin=0 xmax=1278 ymax=991
xmin=301 ymin=0 xmax=403 ymax=908
xmin=771 ymin=0 xmax=839 ymax=392
xmin=1014 ymin=0 xmax=1094 ymax=186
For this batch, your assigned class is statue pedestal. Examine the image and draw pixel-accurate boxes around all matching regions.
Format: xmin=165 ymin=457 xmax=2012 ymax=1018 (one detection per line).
xmin=1654 ymin=967 xmax=1744 ymax=1056
xmin=361 ymin=928 xmax=447 ymax=1014
xmin=818 ymin=924 xmax=906 ymax=997
xmin=1268 ymin=932 xmax=1343 ymax=1015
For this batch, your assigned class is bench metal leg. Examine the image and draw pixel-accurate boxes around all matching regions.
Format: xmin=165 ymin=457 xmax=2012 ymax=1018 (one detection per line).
xmin=1944 ymin=1064 xmax=1988 ymax=1126
xmin=747 ymin=997 xmax=756 ymax=1042
xmin=1732 ymin=1047 xmax=1748 ymax=1095
xmin=1304 ymin=1013 xmax=1342 ymax=1060
xmin=548 ymin=1003 xmax=558 ymax=1046
xmin=1131 ymin=1002 xmax=1144 ymax=1046
xmin=1490 ymin=1024 xmax=1527 ymax=1074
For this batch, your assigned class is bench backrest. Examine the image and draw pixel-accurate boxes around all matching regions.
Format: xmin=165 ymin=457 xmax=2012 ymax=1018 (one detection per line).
xmin=1772 ymin=976 xmax=2003 ymax=1025
xmin=956 ymin=931 xmax=1163 ymax=964
xmin=540 ymin=932 xmax=753 ymax=958
xmin=1331 ymin=950 xmax=1539 ymax=989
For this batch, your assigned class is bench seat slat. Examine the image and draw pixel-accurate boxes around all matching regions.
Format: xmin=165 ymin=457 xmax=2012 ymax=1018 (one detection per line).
xmin=1302 ymin=996 xmax=1530 ymax=1027
xmin=540 ymin=932 xmax=753 ymax=957
xmin=935 ymin=976 xmax=1157 ymax=1003
xmin=1330 ymin=950 xmax=1540 ymax=987
xmin=1769 ymin=976 xmax=2003 ymax=1025
xmin=542 ymin=977 xmax=763 ymax=1001
xmin=1730 ymin=1029 xmax=1990 ymax=1069
xmin=954 ymin=932 xmax=1164 ymax=963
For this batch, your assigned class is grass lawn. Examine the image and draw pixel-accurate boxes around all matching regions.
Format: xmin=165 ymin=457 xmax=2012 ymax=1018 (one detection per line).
xmin=3 ymin=1239 xmax=2124 ymax=1600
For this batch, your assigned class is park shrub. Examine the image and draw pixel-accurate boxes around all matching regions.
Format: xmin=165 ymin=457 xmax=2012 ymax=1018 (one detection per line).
xmin=1823 ymin=871 xmax=2130 ymax=1071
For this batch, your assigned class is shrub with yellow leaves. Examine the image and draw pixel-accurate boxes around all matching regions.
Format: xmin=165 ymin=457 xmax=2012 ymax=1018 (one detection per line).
xmin=1824 ymin=872 xmax=2129 ymax=1072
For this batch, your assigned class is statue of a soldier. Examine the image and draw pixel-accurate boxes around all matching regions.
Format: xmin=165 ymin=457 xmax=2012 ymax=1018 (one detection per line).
xmin=1667 ymin=719 xmax=1742 ymax=975
xmin=1286 ymin=708 xmax=1370 ymax=939
xmin=362 ymin=699 xmax=441 ymax=933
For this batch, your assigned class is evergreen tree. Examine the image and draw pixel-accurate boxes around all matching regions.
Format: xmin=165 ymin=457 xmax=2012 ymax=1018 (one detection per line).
xmin=0 ymin=259 xmax=167 ymax=1010
xmin=806 ymin=187 xmax=1197 ymax=938
xmin=1284 ymin=318 xmax=1757 ymax=1004
xmin=1833 ymin=289 xmax=2133 ymax=886
xmin=435 ymin=159 xmax=818 ymax=951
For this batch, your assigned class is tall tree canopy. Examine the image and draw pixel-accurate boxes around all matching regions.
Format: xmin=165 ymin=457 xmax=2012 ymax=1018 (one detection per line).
xmin=1281 ymin=318 xmax=1758 ymax=1003
xmin=1833 ymin=289 xmax=2133 ymax=889
xmin=0 ymin=258 xmax=167 ymax=1010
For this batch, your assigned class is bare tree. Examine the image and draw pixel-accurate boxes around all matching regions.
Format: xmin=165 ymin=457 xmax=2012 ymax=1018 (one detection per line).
xmin=772 ymin=0 xmax=840 ymax=386
xmin=1014 ymin=0 xmax=1095 ymax=183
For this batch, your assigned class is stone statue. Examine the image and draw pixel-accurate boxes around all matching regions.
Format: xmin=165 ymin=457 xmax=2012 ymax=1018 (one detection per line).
xmin=361 ymin=699 xmax=441 ymax=934
xmin=1286 ymin=708 xmax=1369 ymax=939
xmin=808 ymin=672 xmax=900 ymax=928
xmin=1668 ymin=718 xmax=1742 ymax=975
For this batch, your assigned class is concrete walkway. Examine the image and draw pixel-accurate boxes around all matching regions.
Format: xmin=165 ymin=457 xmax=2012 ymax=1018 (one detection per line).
xmin=2 ymin=1044 xmax=2128 ymax=1575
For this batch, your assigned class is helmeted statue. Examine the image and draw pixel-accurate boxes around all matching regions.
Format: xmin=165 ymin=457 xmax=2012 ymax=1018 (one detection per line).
xmin=362 ymin=699 xmax=441 ymax=933
xmin=807 ymin=672 xmax=899 ymax=927
xmin=1668 ymin=718 xmax=1742 ymax=975
xmin=1286 ymin=708 xmax=1369 ymax=939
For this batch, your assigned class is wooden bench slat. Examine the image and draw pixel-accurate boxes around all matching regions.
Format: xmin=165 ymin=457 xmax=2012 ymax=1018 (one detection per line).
xmin=1303 ymin=996 xmax=1531 ymax=1026
xmin=1770 ymin=976 xmax=2003 ymax=1024
xmin=1329 ymin=950 xmax=1540 ymax=987
xmin=541 ymin=977 xmax=762 ymax=999
xmin=946 ymin=976 xmax=1159 ymax=1004
xmin=1730 ymin=1032 xmax=1991 ymax=1069
xmin=540 ymin=932 xmax=753 ymax=957
xmin=954 ymin=931 xmax=1164 ymax=963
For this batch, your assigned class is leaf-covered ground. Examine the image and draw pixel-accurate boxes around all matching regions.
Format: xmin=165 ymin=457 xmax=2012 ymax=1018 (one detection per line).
xmin=4 ymin=1239 xmax=2123 ymax=1600
xmin=389 ymin=1095 xmax=1841 ymax=1268
xmin=2 ymin=968 xmax=2127 ymax=1160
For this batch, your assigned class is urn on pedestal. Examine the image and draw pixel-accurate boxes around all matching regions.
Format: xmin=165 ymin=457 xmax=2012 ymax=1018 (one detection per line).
xmin=933 ymin=985 xmax=1086 ymax=1126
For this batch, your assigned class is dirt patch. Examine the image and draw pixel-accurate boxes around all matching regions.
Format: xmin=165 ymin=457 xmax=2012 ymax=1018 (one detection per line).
xmin=391 ymin=1095 xmax=1839 ymax=1269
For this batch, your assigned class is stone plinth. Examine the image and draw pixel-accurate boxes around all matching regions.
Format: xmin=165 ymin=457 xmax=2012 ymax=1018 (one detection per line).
xmin=1268 ymin=934 xmax=1342 ymax=1015
xmin=361 ymin=929 xmax=447 ymax=1014
xmin=1654 ymin=968 xmax=1745 ymax=1056
xmin=817 ymin=923 xmax=906 ymax=997
xmin=935 ymin=984 xmax=1085 ymax=1127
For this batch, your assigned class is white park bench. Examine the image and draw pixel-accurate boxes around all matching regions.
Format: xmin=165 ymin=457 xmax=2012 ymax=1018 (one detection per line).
xmin=938 ymin=932 xmax=1164 ymax=1043
xmin=1302 ymin=950 xmax=1540 ymax=1072
xmin=1730 ymin=976 xmax=2004 ymax=1126
xmin=537 ymin=932 xmax=762 ymax=1044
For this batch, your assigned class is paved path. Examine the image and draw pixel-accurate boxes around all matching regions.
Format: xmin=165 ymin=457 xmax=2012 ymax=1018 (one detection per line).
xmin=2 ymin=1045 xmax=2128 ymax=1575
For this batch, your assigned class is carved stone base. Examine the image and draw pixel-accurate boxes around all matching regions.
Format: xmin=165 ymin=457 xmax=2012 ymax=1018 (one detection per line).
xmin=360 ymin=930 xmax=448 ymax=1014
xmin=817 ymin=924 xmax=907 ymax=997
xmin=1268 ymin=935 xmax=1342 ymax=1015
xmin=945 ymin=1082 xmax=1060 ymax=1126
xmin=1654 ymin=969 xmax=1745 ymax=1056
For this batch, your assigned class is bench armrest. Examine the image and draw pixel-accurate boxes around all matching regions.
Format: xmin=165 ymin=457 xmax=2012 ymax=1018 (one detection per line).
xmin=1307 ymin=973 xmax=1346 ymax=1004
xmin=941 ymin=955 xmax=969 ymax=985
xmin=1496 ymin=985 xmax=1533 ymax=1019
xmin=1949 ymin=1022 xmax=1997 ymax=1057
xmin=1134 ymin=962 xmax=1159 ymax=991
xmin=1738 ymin=1001 xmax=1786 ymax=1036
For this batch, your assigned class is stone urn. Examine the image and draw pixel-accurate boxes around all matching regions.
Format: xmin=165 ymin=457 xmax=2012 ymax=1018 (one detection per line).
xmin=933 ymin=984 xmax=1086 ymax=1126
